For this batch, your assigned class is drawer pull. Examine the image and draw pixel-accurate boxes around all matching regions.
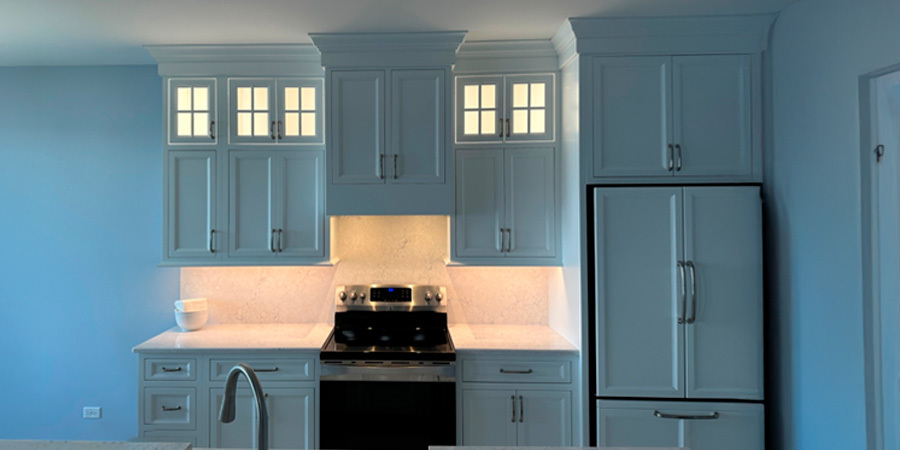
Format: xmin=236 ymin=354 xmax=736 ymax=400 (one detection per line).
xmin=161 ymin=405 xmax=183 ymax=412
xmin=653 ymin=410 xmax=719 ymax=420
xmin=160 ymin=366 xmax=183 ymax=372
xmin=253 ymin=367 xmax=279 ymax=373
xmin=499 ymin=369 xmax=533 ymax=375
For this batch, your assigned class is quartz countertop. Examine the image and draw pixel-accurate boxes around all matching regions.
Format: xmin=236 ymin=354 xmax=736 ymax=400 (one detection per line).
xmin=449 ymin=324 xmax=578 ymax=353
xmin=132 ymin=323 xmax=333 ymax=352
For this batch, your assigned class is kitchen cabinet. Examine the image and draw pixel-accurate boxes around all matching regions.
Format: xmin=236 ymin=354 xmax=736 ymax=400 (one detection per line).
xmin=593 ymin=186 xmax=762 ymax=400
xmin=168 ymin=78 xmax=217 ymax=145
xmin=457 ymin=353 xmax=577 ymax=447
xmin=597 ymin=400 xmax=764 ymax=450
xmin=589 ymin=55 xmax=754 ymax=180
xmin=456 ymin=74 xmax=554 ymax=143
xmin=164 ymin=150 xmax=218 ymax=259
xmin=210 ymin=387 xmax=314 ymax=449
xmin=228 ymin=78 xmax=323 ymax=145
xmin=228 ymin=150 xmax=325 ymax=261
xmin=453 ymin=147 xmax=557 ymax=265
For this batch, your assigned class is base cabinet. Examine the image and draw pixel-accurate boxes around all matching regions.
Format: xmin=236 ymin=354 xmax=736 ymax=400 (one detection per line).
xmin=597 ymin=400 xmax=764 ymax=450
xmin=210 ymin=387 xmax=314 ymax=449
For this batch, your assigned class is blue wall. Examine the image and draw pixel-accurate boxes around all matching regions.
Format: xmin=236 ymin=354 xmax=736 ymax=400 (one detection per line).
xmin=767 ymin=1 xmax=900 ymax=449
xmin=0 ymin=66 xmax=179 ymax=440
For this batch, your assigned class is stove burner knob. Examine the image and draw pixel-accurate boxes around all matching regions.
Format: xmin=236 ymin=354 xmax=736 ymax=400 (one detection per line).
xmin=359 ymin=292 xmax=367 ymax=301
xmin=350 ymin=291 xmax=358 ymax=301
xmin=424 ymin=291 xmax=433 ymax=302
xmin=338 ymin=291 xmax=347 ymax=301
xmin=435 ymin=292 xmax=444 ymax=303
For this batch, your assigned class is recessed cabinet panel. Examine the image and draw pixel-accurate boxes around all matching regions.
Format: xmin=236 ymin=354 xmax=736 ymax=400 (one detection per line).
xmin=674 ymin=55 xmax=752 ymax=177
xmin=166 ymin=150 xmax=217 ymax=259
xmin=169 ymin=78 xmax=217 ymax=144
xmin=209 ymin=388 xmax=254 ymax=448
xmin=594 ymin=187 xmax=684 ymax=398
xmin=591 ymin=57 xmax=672 ymax=177
xmin=277 ymin=151 xmax=325 ymax=258
xmin=686 ymin=404 xmax=764 ymax=450
xmin=597 ymin=402 xmax=681 ymax=447
xmin=266 ymin=387 xmax=315 ymax=449
xmin=391 ymin=69 xmax=445 ymax=183
xmin=461 ymin=389 xmax=518 ymax=446
xmin=229 ymin=152 xmax=275 ymax=258
xmin=331 ymin=70 xmax=385 ymax=184
xmin=144 ymin=388 xmax=195 ymax=429
xmin=684 ymin=187 xmax=763 ymax=399
xmin=506 ymin=147 xmax=555 ymax=258
xmin=516 ymin=390 xmax=571 ymax=446
xmin=454 ymin=149 xmax=504 ymax=257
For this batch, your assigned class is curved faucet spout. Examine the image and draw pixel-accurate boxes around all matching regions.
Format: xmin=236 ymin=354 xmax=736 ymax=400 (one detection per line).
xmin=219 ymin=363 xmax=268 ymax=450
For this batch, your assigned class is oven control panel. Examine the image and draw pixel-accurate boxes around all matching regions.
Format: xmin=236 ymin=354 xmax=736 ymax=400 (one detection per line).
xmin=336 ymin=285 xmax=446 ymax=312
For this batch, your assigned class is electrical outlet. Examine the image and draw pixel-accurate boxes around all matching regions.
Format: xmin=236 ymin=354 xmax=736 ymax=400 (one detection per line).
xmin=82 ymin=406 xmax=101 ymax=419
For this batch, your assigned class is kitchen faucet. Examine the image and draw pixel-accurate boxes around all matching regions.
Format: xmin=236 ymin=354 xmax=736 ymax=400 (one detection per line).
xmin=219 ymin=363 xmax=268 ymax=450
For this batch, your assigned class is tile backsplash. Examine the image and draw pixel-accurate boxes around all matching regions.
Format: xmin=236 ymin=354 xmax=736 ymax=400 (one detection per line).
xmin=181 ymin=216 xmax=551 ymax=325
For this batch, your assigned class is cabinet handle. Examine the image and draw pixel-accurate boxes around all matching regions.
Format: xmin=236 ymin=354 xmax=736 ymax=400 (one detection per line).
xmin=677 ymin=261 xmax=687 ymax=324
xmin=270 ymin=121 xmax=276 ymax=140
xmin=379 ymin=154 xmax=385 ymax=179
xmin=161 ymin=405 xmax=182 ymax=412
xmin=253 ymin=367 xmax=279 ymax=372
xmin=510 ymin=395 xmax=516 ymax=422
xmin=498 ymin=227 xmax=506 ymax=253
xmin=519 ymin=395 xmax=524 ymax=423
xmin=161 ymin=366 xmax=182 ymax=372
xmin=506 ymin=118 xmax=511 ymax=138
xmin=686 ymin=261 xmax=697 ymax=324
xmin=506 ymin=228 xmax=513 ymax=253
xmin=270 ymin=229 xmax=277 ymax=253
xmin=654 ymin=410 xmax=719 ymax=420
xmin=277 ymin=120 xmax=284 ymax=140
xmin=499 ymin=118 xmax=504 ymax=138
xmin=393 ymin=154 xmax=398 ymax=179
xmin=667 ymin=144 xmax=674 ymax=171
xmin=675 ymin=144 xmax=683 ymax=171
xmin=277 ymin=229 xmax=284 ymax=253
xmin=208 ymin=229 xmax=215 ymax=254
xmin=209 ymin=120 xmax=216 ymax=140
xmin=499 ymin=368 xmax=533 ymax=374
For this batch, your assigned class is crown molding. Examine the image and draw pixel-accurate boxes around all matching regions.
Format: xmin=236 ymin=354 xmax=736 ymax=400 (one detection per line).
xmin=309 ymin=31 xmax=467 ymax=67
xmin=146 ymin=44 xmax=324 ymax=76
xmin=455 ymin=40 xmax=559 ymax=73
xmin=551 ymin=21 xmax=577 ymax=69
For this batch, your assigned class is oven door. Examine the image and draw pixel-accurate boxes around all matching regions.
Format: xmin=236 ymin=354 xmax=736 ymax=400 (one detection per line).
xmin=320 ymin=363 xmax=457 ymax=450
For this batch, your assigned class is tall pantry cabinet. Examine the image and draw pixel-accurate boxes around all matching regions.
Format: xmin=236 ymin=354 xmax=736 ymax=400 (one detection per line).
xmin=554 ymin=14 xmax=774 ymax=450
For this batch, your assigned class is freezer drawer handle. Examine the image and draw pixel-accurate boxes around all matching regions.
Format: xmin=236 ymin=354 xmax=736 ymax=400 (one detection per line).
xmin=653 ymin=410 xmax=719 ymax=420
xmin=499 ymin=369 xmax=533 ymax=375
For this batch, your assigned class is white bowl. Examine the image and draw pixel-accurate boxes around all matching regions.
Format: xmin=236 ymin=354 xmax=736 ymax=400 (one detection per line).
xmin=174 ymin=309 xmax=208 ymax=331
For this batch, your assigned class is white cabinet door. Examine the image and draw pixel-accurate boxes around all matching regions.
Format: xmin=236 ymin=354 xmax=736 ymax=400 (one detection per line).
xmin=228 ymin=151 xmax=276 ymax=258
xmin=597 ymin=401 xmax=680 ymax=447
xmin=517 ymin=390 xmax=571 ymax=446
xmin=330 ymin=70 xmax=385 ymax=184
xmin=166 ymin=150 xmax=218 ymax=259
xmin=684 ymin=187 xmax=763 ymax=400
xmin=505 ymin=74 xmax=554 ymax=142
xmin=673 ymin=55 xmax=752 ymax=177
xmin=278 ymin=78 xmax=324 ymax=144
xmin=209 ymin=388 xmax=255 ymax=449
xmin=266 ymin=388 xmax=315 ymax=449
xmin=456 ymin=76 xmax=503 ymax=143
xmin=275 ymin=151 xmax=325 ymax=258
xmin=169 ymin=78 xmax=217 ymax=145
xmin=390 ymin=69 xmax=445 ymax=184
xmin=461 ymin=388 xmax=517 ymax=446
xmin=506 ymin=147 xmax=555 ymax=258
xmin=229 ymin=79 xmax=277 ymax=144
xmin=454 ymin=149 xmax=504 ymax=258
xmin=594 ymin=187 xmax=684 ymax=398
xmin=684 ymin=403 xmax=764 ymax=450
xmin=591 ymin=57 xmax=672 ymax=177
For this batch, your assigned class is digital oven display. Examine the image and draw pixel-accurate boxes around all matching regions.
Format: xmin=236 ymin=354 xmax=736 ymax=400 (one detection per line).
xmin=370 ymin=287 xmax=412 ymax=302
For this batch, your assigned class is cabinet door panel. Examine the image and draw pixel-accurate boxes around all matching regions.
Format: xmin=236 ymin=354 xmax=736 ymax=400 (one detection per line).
xmin=276 ymin=151 xmax=325 ymax=258
xmin=505 ymin=74 xmax=554 ymax=142
xmin=331 ymin=70 xmax=384 ymax=184
xmin=456 ymin=75 xmax=504 ymax=143
xmin=391 ymin=69 xmax=444 ymax=183
xmin=454 ymin=149 xmax=504 ymax=258
xmin=229 ymin=151 xmax=275 ymax=258
xmin=166 ymin=150 xmax=217 ymax=259
xmin=684 ymin=403 xmax=764 ymax=450
xmin=278 ymin=78 xmax=324 ymax=144
xmin=673 ymin=55 xmax=752 ymax=177
xmin=592 ymin=57 xmax=672 ymax=177
xmin=684 ymin=187 xmax=763 ymax=399
xmin=266 ymin=388 xmax=315 ymax=449
xmin=209 ymin=388 xmax=255 ymax=449
xmin=506 ymin=147 xmax=555 ymax=258
xmin=594 ymin=187 xmax=684 ymax=397
xmin=169 ymin=78 xmax=217 ymax=145
xmin=461 ymin=389 xmax=517 ymax=446
xmin=517 ymin=390 xmax=571 ymax=446
xmin=229 ymin=78 xmax=277 ymax=144
xmin=597 ymin=401 xmax=680 ymax=447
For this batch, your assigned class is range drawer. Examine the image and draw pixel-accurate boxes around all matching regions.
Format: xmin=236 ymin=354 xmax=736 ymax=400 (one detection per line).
xmin=143 ymin=358 xmax=196 ymax=381
xmin=143 ymin=387 xmax=196 ymax=429
xmin=462 ymin=358 xmax=572 ymax=384
xmin=210 ymin=358 xmax=315 ymax=382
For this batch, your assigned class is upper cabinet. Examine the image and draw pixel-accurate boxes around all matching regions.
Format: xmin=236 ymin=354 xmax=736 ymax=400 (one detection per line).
xmin=311 ymin=31 xmax=465 ymax=215
xmin=590 ymin=54 xmax=753 ymax=180
xmin=229 ymin=78 xmax=323 ymax=145
xmin=169 ymin=78 xmax=217 ymax=145
xmin=456 ymin=74 xmax=554 ymax=143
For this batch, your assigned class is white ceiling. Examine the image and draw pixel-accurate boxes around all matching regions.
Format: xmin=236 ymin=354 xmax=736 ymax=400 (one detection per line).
xmin=1 ymin=0 xmax=798 ymax=66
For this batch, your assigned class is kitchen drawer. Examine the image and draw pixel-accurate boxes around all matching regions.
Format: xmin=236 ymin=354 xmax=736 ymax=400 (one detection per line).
xmin=143 ymin=387 xmax=196 ymax=429
xmin=462 ymin=358 xmax=571 ymax=384
xmin=210 ymin=358 xmax=314 ymax=382
xmin=144 ymin=358 xmax=196 ymax=381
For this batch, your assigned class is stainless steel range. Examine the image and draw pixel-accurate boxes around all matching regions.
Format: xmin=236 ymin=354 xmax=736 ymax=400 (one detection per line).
xmin=319 ymin=284 xmax=456 ymax=450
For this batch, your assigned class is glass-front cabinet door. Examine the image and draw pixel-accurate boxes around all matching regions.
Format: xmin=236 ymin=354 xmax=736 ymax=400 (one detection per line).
xmin=169 ymin=78 xmax=217 ymax=144
xmin=278 ymin=79 xmax=324 ymax=144
xmin=229 ymin=79 xmax=277 ymax=143
xmin=229 ymin=78 xmax=324 ymax=145
xmin=455 ymin=74 xmax=554 ymax=143
xmin=457 ymin=76 xmax=503 ymax=143
xmin=505 ymin=75 xmax=553 ymax=142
